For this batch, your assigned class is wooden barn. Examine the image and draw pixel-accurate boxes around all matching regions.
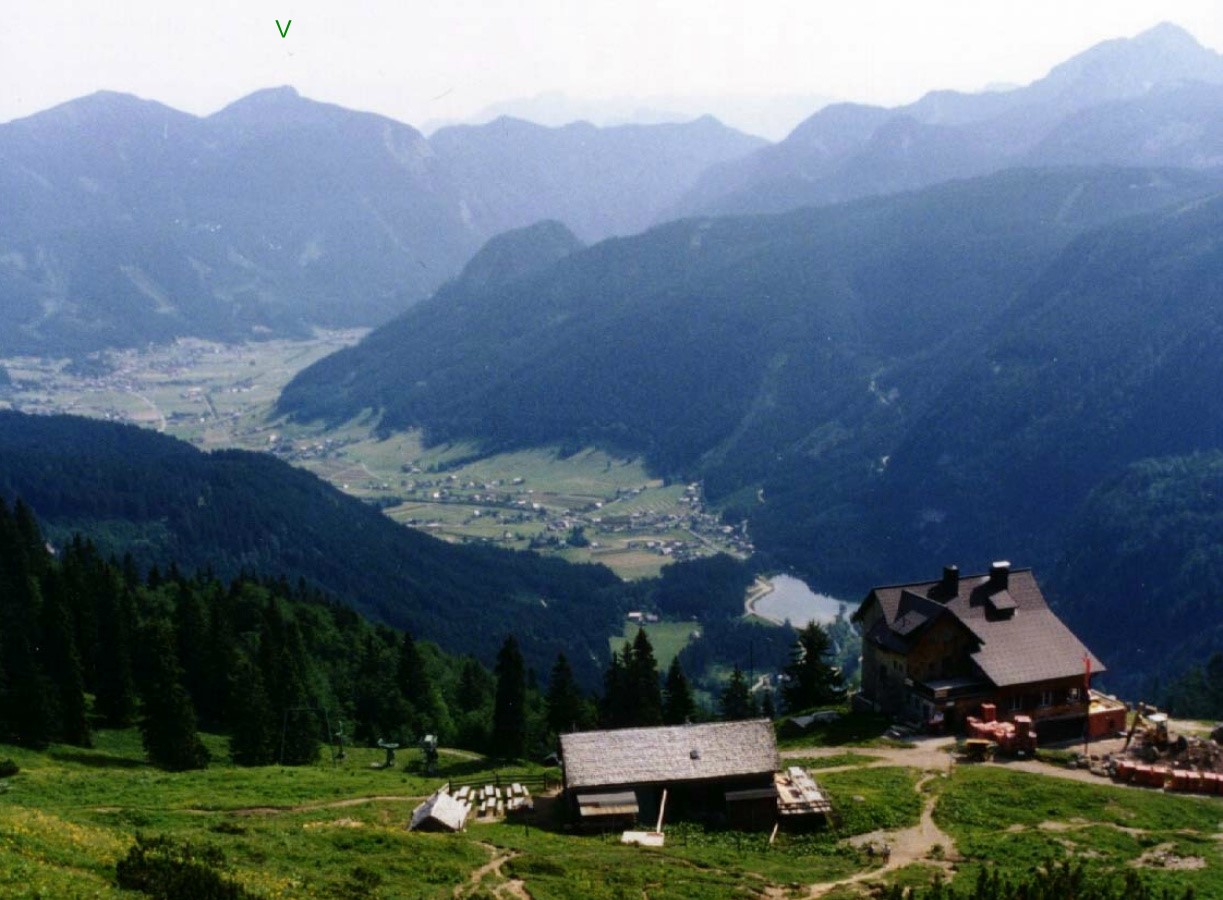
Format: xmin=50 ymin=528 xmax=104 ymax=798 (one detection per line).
xmin=560 ymin=720 xmax=782 ymax=830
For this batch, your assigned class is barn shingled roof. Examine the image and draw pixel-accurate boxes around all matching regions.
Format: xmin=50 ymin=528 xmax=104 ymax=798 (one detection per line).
xmin=560 ymin=720 xmax=779 ymax=791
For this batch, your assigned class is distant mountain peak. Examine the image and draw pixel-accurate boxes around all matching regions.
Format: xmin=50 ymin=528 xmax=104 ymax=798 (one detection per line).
xmin=1133 ymin=21 xmax=1202 ymax=47
xmin=231 ymin=85 xmax=301 ymax=105
xmin=11 ymin=90 xmax=195 ymax=133
xmin=207 ymin=86 xmax=395 ymax=135
xmin=1036 ymin=21 xmax=1223 ymax=104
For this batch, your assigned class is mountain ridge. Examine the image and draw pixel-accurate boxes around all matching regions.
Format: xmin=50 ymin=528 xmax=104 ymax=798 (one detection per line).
xmin=0 ymin=88 xmax=764 ymax=355
xmin=670 ymin=22 xmax=1223 ymax=219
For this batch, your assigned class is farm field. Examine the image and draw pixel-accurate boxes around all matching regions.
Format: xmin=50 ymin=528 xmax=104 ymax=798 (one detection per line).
xmin=1 ymin=727 xmax=1218 ymax=898
xmin=0 ymin=337 xmax=749 ymax=578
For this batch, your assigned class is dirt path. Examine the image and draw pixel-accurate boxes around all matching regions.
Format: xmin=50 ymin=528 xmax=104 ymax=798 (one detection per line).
xmin=441 ymin=747 xmax=487 ymax=762
xmin=803 ymin=771 xmax=956 ymax=898
xmin=457 ymin=843 xmax=529 ymax=899
xmin=783 ymin=738 xmax=1223 ymax=796
xmin=781 ymin=737 xmax=953 ymax=773
xmin=227 ymin=794 xmax=428 ymax=816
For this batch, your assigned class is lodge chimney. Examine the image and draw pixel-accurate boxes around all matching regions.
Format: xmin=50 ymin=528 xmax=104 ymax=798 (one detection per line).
xmin=989 ymin=560 xmax=1011 ymax=590
xmin=940 ymin=565 xmax=959 ymax=594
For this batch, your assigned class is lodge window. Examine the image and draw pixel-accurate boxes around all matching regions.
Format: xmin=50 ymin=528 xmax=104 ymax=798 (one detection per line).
xmin=1039 ymin=690 xmax=1054 ymax=707
xmin=1008 ymin=695 xmax=1022 ymax=712
xmin=1067 ymin=687 xmax=1081 ymax=703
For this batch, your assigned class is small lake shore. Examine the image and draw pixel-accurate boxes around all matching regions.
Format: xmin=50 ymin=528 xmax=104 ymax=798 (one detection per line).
xmin=746 ymin=574 xmax=855 ymax=627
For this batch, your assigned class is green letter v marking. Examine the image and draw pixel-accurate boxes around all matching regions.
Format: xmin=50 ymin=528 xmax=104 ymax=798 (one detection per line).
xmin=276 ymin=19 xmax=292 ymax=38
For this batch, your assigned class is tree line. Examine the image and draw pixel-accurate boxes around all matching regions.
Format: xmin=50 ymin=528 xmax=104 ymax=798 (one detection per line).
xmin=0 ymin=497 xmax=843 ymax=769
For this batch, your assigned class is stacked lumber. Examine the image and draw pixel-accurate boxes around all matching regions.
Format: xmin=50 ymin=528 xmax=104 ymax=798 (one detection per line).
xmin=775 ymin=766 xmax=831 ymax=816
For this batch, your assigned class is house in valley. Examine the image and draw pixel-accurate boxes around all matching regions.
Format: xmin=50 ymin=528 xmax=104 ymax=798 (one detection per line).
xmin=852 ymin=562 xmax=1107 ymax=742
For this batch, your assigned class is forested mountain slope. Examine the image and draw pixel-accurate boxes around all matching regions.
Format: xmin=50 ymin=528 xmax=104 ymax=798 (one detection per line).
xmin=280 ymin=166 xmax=1219 ymax=485
xmin=0 ymin=410 xmax=626 ymax=686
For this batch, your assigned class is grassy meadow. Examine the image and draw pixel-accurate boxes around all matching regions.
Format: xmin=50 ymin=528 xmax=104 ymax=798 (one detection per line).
xmin=608 ymin=621 xmax=698 ymax=671
xmin=0 ymin=729 xmax=905 ymax=898
xmin=2 ymin=724 xmax=1221 ymax=898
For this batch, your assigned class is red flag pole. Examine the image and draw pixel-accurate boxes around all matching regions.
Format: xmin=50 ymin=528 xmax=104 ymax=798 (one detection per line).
xmin=1082 ymin=654 xmax=1092 ymax=754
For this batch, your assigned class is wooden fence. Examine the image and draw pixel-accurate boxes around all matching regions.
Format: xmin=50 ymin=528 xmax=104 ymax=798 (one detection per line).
xmin=446 ymin=772 xmax=556 ymax=794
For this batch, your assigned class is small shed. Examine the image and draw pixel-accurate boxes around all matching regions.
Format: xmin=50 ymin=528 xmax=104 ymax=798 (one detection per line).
xmin=408 ymin=789 xmax=470 ymax=832
xmin=560 ymin=720 xmax=780 ymax=830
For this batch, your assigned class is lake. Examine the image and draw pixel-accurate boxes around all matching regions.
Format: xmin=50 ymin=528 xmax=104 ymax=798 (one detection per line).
xmin=751 ymin=574 xmax=855 ymax=627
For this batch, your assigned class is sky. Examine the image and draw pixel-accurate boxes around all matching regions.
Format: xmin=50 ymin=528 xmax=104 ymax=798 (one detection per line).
xmin=4 ymin=0 xmax=1221 ymax=136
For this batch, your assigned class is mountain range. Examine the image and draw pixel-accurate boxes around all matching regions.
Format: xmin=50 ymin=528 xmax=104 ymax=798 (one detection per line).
xmin=670 ymin=22 xmax=1223 ymax=218
xmin=0 ymin=89 xmax=761 ymax=355
xmin=5 ymin=23 xmax=1221 ymax=359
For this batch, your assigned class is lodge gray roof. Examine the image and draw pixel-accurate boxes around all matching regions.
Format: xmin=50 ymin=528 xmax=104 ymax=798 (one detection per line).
xmin=560 ymin=720 xmax=780 ymax=791
xmin=856 ymin=567 xmax=1105 ymax=688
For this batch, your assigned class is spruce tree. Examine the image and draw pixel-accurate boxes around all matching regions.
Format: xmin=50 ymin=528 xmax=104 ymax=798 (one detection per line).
xmin=662 ymin=657 xmax=696 ymax=725
xmin=492 ymin=635 xmax=527 ymax=759
xmin=455 ymin=657 xmax=493 ymax=711
xmin=627 ymin=629 xmax=663 ymax=726
xmin=398 ymin=632 xmax=452 ymax=740
xmin=0 ymin=500 xmax=56 ymax=748
xmin=95 ymin=587 xmax=139 ymax=728
xmin=453 ymin=657 xmax=493 ymax=751
xmin=174 ymin=587 xmax=222 ymax=729
xmin=545 ymin=653 xmax=586 ymax=735
xmin=600 ymin=646 xmax=630 ymax=728
xmin=719 ymin=665 xmax=755 ymax=721
xmin=138 ymin=620 xmax=210 ymax=771
xmin=353 ymin=632 xmax=408 ymax=744
xmin=258 ymin=601 xmax=319 ymax=765
xmin=40 ymin=572 xmax=91 ymax=746
xmin=781 ymin=622 xmax=845 ymax=712
xmin=228 ymin=653 xmax=276 ymax=766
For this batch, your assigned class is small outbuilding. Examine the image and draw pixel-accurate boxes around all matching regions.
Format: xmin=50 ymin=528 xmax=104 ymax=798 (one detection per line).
xmin=560 ymin=719 xmax=781 ymax=830
xmin=408 ymin=789 xmax=470 ymax=832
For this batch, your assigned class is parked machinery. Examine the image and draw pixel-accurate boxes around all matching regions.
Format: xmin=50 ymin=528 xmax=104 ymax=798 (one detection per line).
xmin=964 ymin=704 xmax=1037 ymax=755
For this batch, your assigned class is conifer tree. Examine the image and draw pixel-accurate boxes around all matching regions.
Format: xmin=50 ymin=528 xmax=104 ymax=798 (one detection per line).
xmin=0 ymin=503 xmax=56 ymax=749
xmin=258 ymin=601 xmax=319 ymax=765
xmin=353 ymin=632 xmax=408 ymax=744
xmin=719 ymin=665 xmax=755 ymax=721
xmin=545 ymin=653 xmax=586 ymax=735
xmin=40 ymin=572 xmax=91 ymax=746
xmin=781 ymin=622 xmax=845 ymax=712
xmin=600 ymin=645 xmax=631 ymax=728
xmin=662 ymin=656 xmax=696 ymax=725
xmin=228 ymin=653 xmax=276 ymax=766
xmin=398 ymin=631 xmax=451 ymax=739
xmin=492 ymin=635 xmax=527 ymax=759
xmin=138 ymin=619 xmax=210 ymax=771
xmin=95 ymin=587 xmax=139 ymax=728
xmin=627 ymin=629 xmax=663 ymax=726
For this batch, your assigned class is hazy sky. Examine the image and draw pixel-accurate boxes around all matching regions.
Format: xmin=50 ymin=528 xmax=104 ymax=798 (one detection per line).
xmin=4 ymin=0 xmax=1220 ymax=131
